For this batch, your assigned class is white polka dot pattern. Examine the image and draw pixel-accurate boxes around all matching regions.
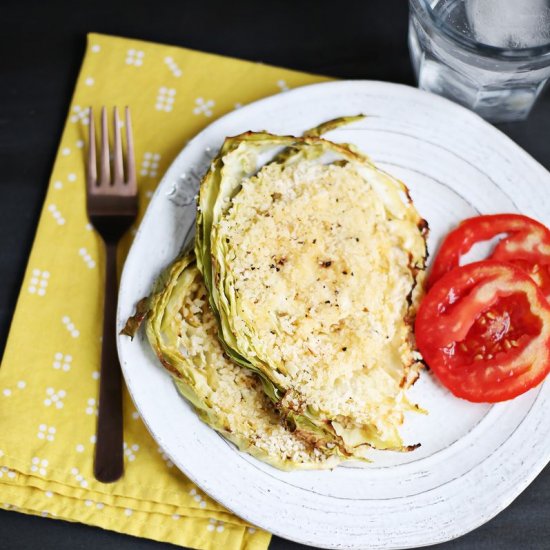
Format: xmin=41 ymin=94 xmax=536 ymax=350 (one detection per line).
xmin=37 ymin=424 xmax=56 ymax=442
xmin=30 ymin=457 xmax=48 ymax=476
xmin=47 ymin=204 xmax=65 ymax=225
xmin=164 ymin=56 xmax=182 ymax=77
xmin=155 ymin=87 xmax=176 ymax=112
xmin=193 ymin=97 xmax=214 ymax=117
xmin=61 ymin=316 xmax=80 ymax=338
xmin=78 ymin=247 xmax=96 ymax=269
xmin=70 ymin=105 xmax=90 ymax=125
xmin=123 ymin=442 xmax=139 ymax=462
xmin=44 ymin=388 xmax=66 ymax=409
xmin=125 ymin=49 xmax=144 ymax=66
xmin=276 ymin=79 xmax=289 ymax=91
xmin=28 ymin=269 xmax=50 ymax=296
xmin=85 ymin=398 xmax=97 ymax=416
xmin=140 ymin=152 xmax=161 ymax=177
xmin=70 ymin=467 xmax=88 ymax=488
xmin=0 ymin=466 xmax=16 ymax=480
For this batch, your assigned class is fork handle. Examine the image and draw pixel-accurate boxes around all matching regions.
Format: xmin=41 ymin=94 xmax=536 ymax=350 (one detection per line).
xmin=94 ymin=241 xmax=124 ymax=483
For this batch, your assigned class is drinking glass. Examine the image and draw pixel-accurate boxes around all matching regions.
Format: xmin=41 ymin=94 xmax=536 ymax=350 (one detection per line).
xmin=408 ymin=0 xmax=550 ymax=122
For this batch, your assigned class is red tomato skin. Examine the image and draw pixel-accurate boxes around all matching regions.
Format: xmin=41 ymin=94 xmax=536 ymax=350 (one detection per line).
xmin=427 ymin=214 xmax=550 ymax=289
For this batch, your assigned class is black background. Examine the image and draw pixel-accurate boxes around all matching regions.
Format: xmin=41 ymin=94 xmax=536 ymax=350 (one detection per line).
xmin=1 ymin=1 xmax=549 ymax=549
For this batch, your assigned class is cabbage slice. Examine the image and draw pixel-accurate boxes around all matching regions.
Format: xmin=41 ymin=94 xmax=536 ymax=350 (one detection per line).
xmin=195 ymin=124 xmax=428 ymax=458
xmin=124 ymin=252 xmax=348 ymax=470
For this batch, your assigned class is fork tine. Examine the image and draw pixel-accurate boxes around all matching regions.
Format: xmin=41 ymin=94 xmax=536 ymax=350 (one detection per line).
xmin=99 ymin=106 xmax=111 ymax=185
xmin=87 ymin=107 xmax=97 ymax=190
xmin=112 ymin=107 xmax=124 ymax=184
xmin=124 ymin=107 xmax=136 ymax=190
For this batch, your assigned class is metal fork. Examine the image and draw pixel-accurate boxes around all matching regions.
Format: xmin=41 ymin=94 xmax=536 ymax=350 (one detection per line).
xmin=87 ymin=106 xmax=138 ymax=483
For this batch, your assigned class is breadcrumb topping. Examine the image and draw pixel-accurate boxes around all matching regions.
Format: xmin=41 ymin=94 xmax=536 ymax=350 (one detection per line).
xmin=171 ymin=267 xmax=339 ymax=467
xmin=214 ymin=160 xmax=426 ymax=442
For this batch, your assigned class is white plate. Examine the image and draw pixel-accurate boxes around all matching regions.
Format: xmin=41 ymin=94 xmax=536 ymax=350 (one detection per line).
xmin=117 ymin=81 xmax=550 ymax=549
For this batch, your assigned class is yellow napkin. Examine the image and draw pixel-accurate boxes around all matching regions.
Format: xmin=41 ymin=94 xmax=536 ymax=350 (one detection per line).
xmin=0 ymin=33 xmax=328 ymax=550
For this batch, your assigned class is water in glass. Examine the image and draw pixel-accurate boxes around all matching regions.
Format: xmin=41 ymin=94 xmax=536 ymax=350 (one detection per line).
xmin=409 ymin=0 xmax=550 ymax=121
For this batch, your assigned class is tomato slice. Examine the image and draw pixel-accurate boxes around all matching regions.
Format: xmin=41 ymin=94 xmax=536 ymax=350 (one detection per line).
xmin=416 ymin=261 xmax=550 ymax=402
xmin=427 ymin=214 xmax=550 ymax=299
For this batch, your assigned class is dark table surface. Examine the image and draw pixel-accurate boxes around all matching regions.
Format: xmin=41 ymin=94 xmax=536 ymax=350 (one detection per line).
xmin=1 ymin=1 xmax=549 ymax=549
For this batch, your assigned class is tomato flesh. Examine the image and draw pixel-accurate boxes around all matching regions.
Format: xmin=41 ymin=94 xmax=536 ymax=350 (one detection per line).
xmin=444 ymin=293 xmax=541 ymax=369
xmin=416 ymin=261 xmax=550 ymax=402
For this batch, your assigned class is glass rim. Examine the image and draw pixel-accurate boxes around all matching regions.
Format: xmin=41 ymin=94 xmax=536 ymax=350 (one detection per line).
xmin=410 ymin=0 xmax=550 ymax=59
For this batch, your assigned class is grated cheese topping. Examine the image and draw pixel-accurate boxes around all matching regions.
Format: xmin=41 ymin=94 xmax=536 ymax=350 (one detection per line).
xmin=164 ymin=265 xmax=341 ymax=468
xmin=214 ymin=160 xmax=425 ymax=438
